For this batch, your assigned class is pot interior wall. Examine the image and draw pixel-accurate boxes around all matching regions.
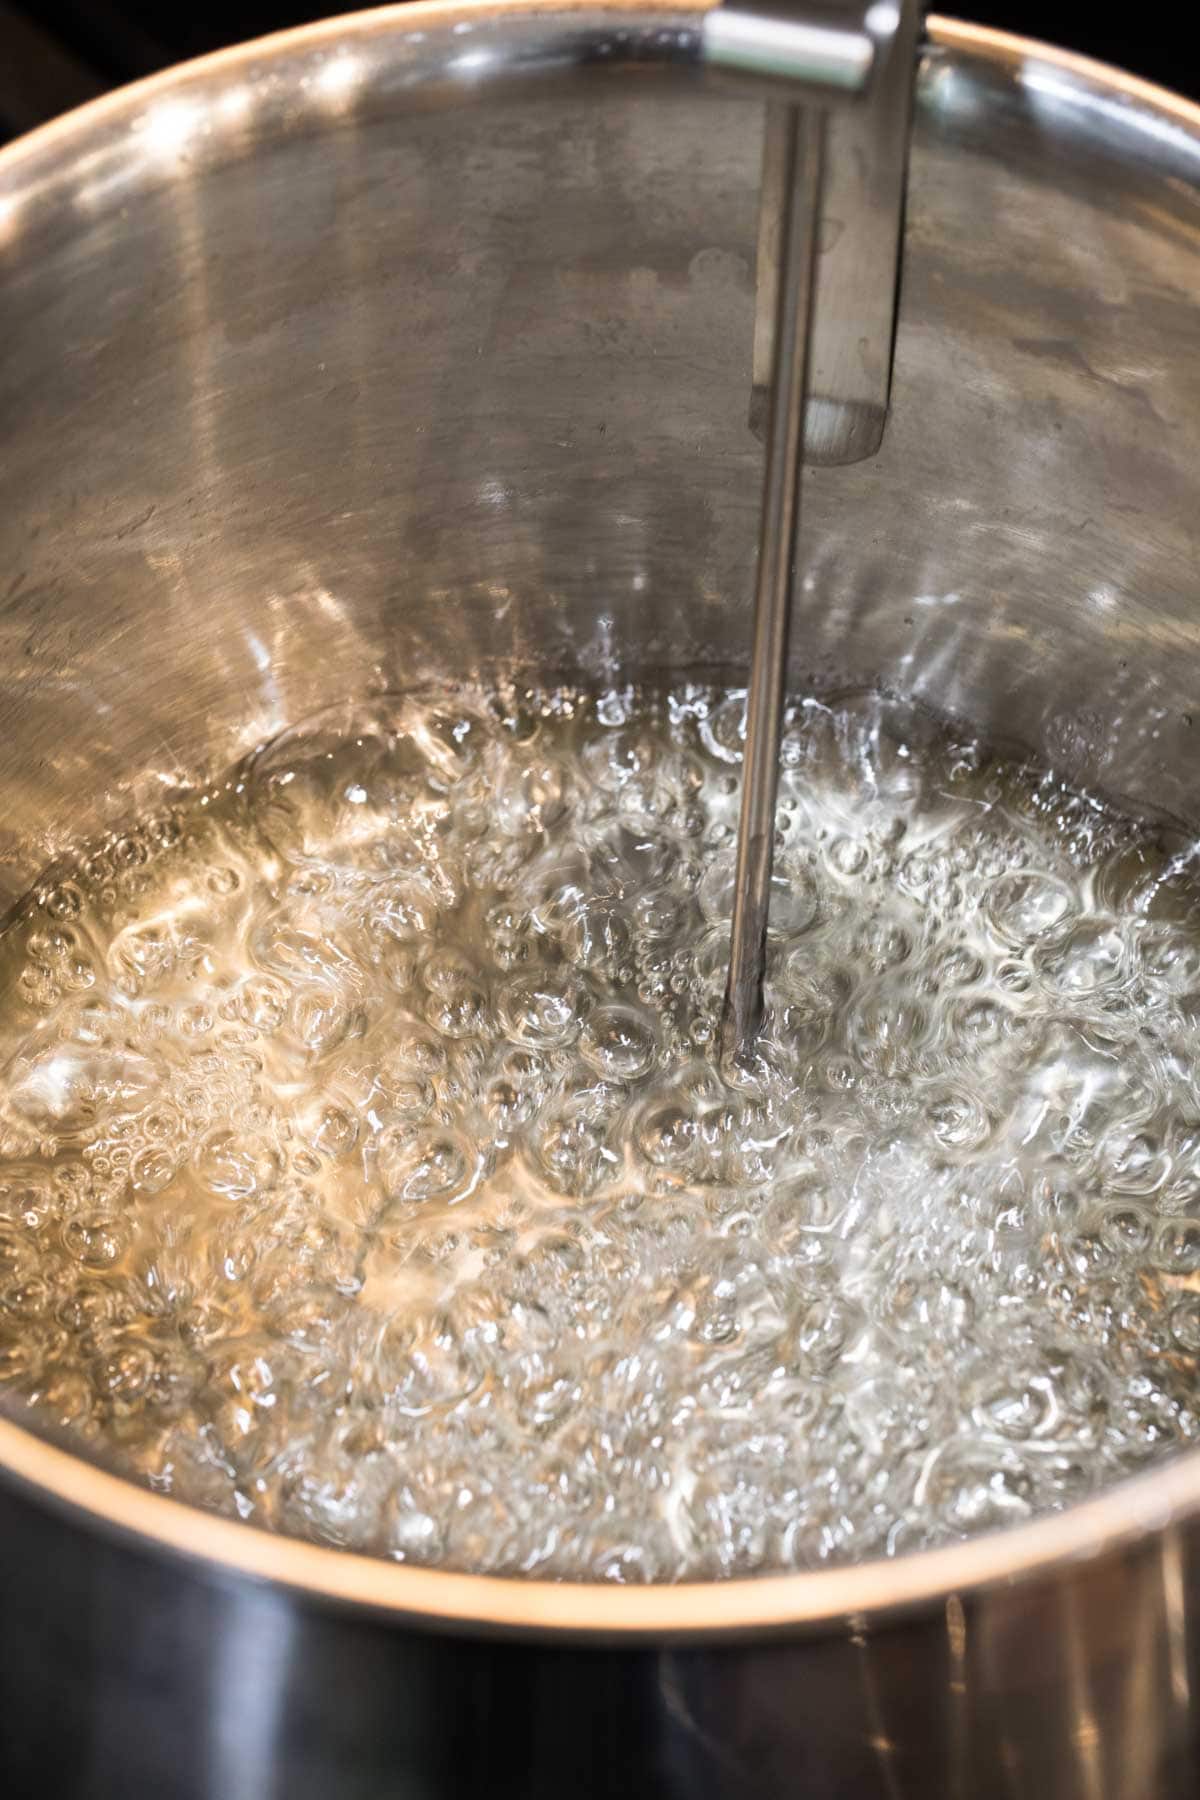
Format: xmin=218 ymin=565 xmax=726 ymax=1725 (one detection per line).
xmin=1 ymin=12 xmax=1198 ymax=909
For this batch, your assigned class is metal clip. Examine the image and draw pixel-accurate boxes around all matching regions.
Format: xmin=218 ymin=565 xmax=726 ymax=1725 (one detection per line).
xmin=702 ymin=0 xmax=878 ymax=99
xmin=704 ymin=0 xmax=920 ymax=465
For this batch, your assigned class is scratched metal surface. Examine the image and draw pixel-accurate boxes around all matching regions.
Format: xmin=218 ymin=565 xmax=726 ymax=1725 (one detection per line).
xmin=1 ymin=11 xmax=1198 ymax=910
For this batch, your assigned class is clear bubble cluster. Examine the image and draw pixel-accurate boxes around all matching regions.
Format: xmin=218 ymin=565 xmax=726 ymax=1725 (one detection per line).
xmin=2 ymin=683 xmax=1200 ymax=1581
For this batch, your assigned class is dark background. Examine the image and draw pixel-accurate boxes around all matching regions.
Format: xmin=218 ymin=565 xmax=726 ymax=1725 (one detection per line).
xmin=0 ymin=2 xmax=1196 ymax=144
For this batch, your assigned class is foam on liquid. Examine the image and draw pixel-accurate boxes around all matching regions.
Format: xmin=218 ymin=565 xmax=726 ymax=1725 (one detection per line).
xmin=2 ymin=684 xmax=1200 ymax=1580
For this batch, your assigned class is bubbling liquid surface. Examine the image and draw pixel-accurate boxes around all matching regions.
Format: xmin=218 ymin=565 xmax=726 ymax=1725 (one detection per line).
xmin=3 ymin=684 xmax=1200 ymax=1581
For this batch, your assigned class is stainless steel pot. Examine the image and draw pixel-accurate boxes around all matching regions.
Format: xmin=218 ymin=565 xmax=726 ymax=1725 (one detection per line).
xmin=2 ymin=6 xmax=1200 ymax=1794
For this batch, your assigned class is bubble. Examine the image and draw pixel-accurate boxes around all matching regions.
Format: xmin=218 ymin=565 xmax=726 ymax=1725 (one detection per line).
xmin=590 ymin=824 xmax=678 ymax=899
xmin=1098 ymin=1204 xmax=1153 ymax=1256
xmin=560 ymin=902 xmax=631 ymax=979
xmin=311 ymin=1105 xmax=359 ymax=1159
xmin=950 ymin=996 xmax=1015 ymax=1048
xmin=109 ymin=920 xmax=186 ymax=988
xmin=847 ymin=994 xmax=929 ymax=1074
xmin=132 ymin=1148 xmax=178 ymax=1194
xmin=179 ymin=1002 xmax=214 ymax=1037
xmin=287 ymin=985 xmax=360 ymax=1060
xmin=1169 ymin=1297 xmax=1200 ymax=1353
xmin=404 ymin=699 xmax=493 ymax=785
xmin=921 ymin=1442 xmax=1036 ymax=1533
xmin=252 ymin=705 xmax=435 ymax=874
xmin=42 ymin=880 xmax=84 ymax=921
xmin=1097 ymin=1125 xmax=1170 ymax=1199
xmin=790 ymin=1292 xmax=863 ymax=1375
xmin=379 ymin=1129 xmax=476 ymax=1206
xmin=479 ymin=904 xmax=530 ymax=976
xmin=0 ymin=1223 xmax=32 ymax=1286
xmin=778 ymin=958 xmax=851 ymax=1043
xmin=579 ymin=1006 xmax=657 ymax=1082
xmin=852 ymin=920 xmax=913 ymax=973
xmin=376 ymin=1026 xmax=446 ymax=1081
xmin=969 ymin=1366 xmax=1056 ymax=1440
xmin=424 ymin=978 xmax=489 ymax=1042
xmin=699 ymin=854 xmax=818 ymax=935
xmin=883 ymin=1273 xmax=974 ymax=1342
xmin=99 ymin=1340 xmax=157 ymax=1403
xmin=0 ymin=1170 xmax=57 ymax=1231
xmin=63 ymin=1212 xmax=128 ymax=1269
xmin=698 ymin=692 xmax=746 ymax=763
xmin=498 ymin=971 xmax=585 ymax=1048
xmin=386 ymin=1490 xmax=446 ymax=1563
xmin=636 ymin=1099 xmax=700 ymax=1174
xmin=4 ymin=1043 xmax=161 ymax=1142
xmin=930 ymin=943 xmax=985 ymax=989
xmin=827 ymin=836 xmax=869 ymax=878
xmin=0 ymin=1327 xmax=49 ymax=1386
xmin=924 ymin=1085 xmax=993 ymax=1156
xmin=194 ymin=1131 xmax=283 ymax=1202
xmin=379 ymin=1320 xmax=483 ymax=1416
xmin=1155 ymin=1220 xmax=1200 ymax=1274
xmin=1095 ymin=841 xmax=1200 ymax=923
xmin=986 ymin=872 xmax=1077 ymax=947
xmin=494 ymin=757 xmax=567 ymax=836
xmin=236 ymin=977 xmax=288 ymax=1033
xmin=1036 ymin=921 xmax=1127 ymax=996
xmin=1140 ymin=928 xmax=1200 ymax=995
xmin=531 ymin=1090 xmax=622 ymax=1198
xmin=633 ymin=891 xmax=684 ymax=943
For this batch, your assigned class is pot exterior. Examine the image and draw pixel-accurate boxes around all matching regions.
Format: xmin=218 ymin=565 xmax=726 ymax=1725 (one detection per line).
xmin=2 ymin=1474 xmax=1198 ymax=1798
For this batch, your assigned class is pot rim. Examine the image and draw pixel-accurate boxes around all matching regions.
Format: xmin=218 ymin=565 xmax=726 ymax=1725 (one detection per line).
xmin=2 ymin=1 xmax=1200 ymax=1640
